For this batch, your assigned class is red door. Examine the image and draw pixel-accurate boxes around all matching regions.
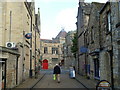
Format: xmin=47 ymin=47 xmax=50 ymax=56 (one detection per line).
xmin=42 ymin=59 xmax=48 ymax=69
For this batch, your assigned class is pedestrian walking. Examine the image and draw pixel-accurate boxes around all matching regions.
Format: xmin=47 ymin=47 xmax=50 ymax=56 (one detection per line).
xmin=53 ymin=64 xmax=61 ymax=83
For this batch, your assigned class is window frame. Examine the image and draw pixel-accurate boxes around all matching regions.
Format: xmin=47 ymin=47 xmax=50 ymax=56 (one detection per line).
xmin=52 ymin=47 xmax=58 ymax=54
xmin=44 ymin=47 xmax=48 ymax=54
xmin=106 ymin=11 xmax=111 ymax=33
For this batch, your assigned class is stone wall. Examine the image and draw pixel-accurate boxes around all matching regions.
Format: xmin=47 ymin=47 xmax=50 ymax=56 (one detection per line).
xmin=86 ymin=2 xmax=104 ymax=80
xmin=6 ymin=54 xmax=17 ymax=88
xmin=0 ymin=63 xmax=2 ymax=90
xmin=76 ymin=1 xmax=120 ymax=89
xmin=111 ymin=2 xmax=120 ymax=89
xmin=65 ymin=31 xmax=76 ymax=68
xmin=0 ymin=47 xmax=19 ymax=88
xmin=99 ymin=2 xmax=113 ymax=85
xmin=77 ymin=2 xmax=91 ymax=75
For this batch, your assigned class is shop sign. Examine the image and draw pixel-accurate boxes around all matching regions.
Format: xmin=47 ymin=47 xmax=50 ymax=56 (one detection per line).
xmin=80 ymin=46 xmax=88 ymax=53
xmin=25 ymin=33 xmax=32 ymax=39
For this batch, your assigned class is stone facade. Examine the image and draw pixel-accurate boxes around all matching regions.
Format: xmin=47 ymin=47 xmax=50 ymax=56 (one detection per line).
xmin=0 ymin=0 xmax=41 ymax=89
xmin=40 ymin=30 xmax=66 ymax=69
xmin=0 ymin=47 xmax=20 ymax=88
xmin=99 ymin=1 xmax=120 ymax=89
xmin=76 ymin=0 xmax=120 ymax=89
xmin=110 ymin=1 xmax=120 ymax=89
xmin=99 ymin=1 xmax=112 ymax=84
xmin=87 ymin=2 xmax=104 ymax=80
xmin=40 ymin=39 xmax=63 ymax=69
xmin=63 ymin=31 xmax=76 ymax=69
xmin=77 ymin=1 xmax=91 ymax=75
xmin=0 ymin=2 xmax=31 ymax=84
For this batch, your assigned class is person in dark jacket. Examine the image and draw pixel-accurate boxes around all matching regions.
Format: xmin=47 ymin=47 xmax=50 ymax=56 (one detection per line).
xmin=53 ymin=64 xmax=61 ymax=83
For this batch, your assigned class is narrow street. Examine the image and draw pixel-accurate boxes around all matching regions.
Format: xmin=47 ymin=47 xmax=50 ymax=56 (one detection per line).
xmin=1 ymin=0 xmax=119 ymax=89
xmin=32 ymin=69 xmax=87 ymax=89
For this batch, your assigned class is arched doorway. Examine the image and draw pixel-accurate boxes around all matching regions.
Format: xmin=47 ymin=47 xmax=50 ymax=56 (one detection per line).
xmin=42 ymin=59 xmax=48 ymax=69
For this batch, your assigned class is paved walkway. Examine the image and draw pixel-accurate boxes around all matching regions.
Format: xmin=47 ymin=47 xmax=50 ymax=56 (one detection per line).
xmin=75 ymin=73 xmax=98 ymax=89
xmin=12 ymin=70 xmax=98 ymax=89
xmin=13 ymin=73 xmax=44 ymax=89
xmin=33 ymin=74 xmax=85 ymax=88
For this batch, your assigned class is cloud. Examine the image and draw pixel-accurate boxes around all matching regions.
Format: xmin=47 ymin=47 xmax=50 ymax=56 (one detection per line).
xmin=55 ymin=7 xmax=77 ymax=31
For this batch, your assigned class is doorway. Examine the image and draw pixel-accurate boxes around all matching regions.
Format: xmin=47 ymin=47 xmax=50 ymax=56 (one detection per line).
xmin=94 ymin=59 xmax=100 ymax=80
xmin=42 ymin=59 xmax=48 ymax=69
xmin=0 ymin=58 xmax=7 ymax=90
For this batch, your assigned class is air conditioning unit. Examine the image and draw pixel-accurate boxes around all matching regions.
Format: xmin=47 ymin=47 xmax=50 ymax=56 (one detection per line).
xmin=6 ymin=42 xmax=16 ymax=48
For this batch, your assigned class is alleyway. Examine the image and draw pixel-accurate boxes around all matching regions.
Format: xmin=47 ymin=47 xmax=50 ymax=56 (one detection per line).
xmin=14 ymin=69 xmax=90 ymax=89
xmin=33 ymin=69 xmax=86 ymax=88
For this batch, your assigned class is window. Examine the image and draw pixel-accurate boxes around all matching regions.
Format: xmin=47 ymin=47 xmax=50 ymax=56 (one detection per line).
xmin=52 ymin=58 xmax=58 ymax=61
xmin=44 ymin=47 xmax=48 ymax=54
xmin=107 ymin=12 xmax=111 ymax=32
xmin=52 ymin=47 xmax=58 ymax=54
xmin=91 ymin=26 xmax=94 ymax=43
xmin=118 ymin=1 xmax=120 ymax=11
xmin=118 ymin=1 xmax=120 ymax=21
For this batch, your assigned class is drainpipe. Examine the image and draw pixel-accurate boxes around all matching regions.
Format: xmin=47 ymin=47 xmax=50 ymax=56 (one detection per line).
xmin=9 ymin=11 xmax=12 ymax=42
xmin=16 ymin=56 xmax=19 ymax=85
xmin=35 ymin=26 xmax=37 ymax=78
xmin=84 ymin=31 xmax=87 ymax=77
xmin=30 ymin=14 xmax=32 ymax=78
xmin=109 ymin=2 xmax=114 ymax=89
xmin=77 ymin=35 xmax=79 ymax=74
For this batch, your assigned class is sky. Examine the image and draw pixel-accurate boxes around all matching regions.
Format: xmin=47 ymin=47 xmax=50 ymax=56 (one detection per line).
xmin=35 ymin=0 xmax=108 ymax=39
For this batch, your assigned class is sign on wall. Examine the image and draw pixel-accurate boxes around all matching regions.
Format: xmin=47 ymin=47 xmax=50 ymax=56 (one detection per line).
xmin=25 ymin=33 xmax=32 ymax=39
xmin=96 ymin=80 xmax=111 ymax=90
xmin=80 ymin=46 xmax=88 ymax=53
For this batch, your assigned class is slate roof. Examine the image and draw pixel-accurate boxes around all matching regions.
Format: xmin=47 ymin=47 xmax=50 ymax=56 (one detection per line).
xmin=55 ymin=29 xmax=67 ymax=39
xmin=41 ymin=39 xmax=58 ymax=43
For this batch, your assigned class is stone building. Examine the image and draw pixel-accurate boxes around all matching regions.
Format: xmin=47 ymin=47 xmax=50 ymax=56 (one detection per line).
xmin=40 ymin=30 xmax=66 ymax=69
xmin=108 ymin=1 xmax=120 ymax=89
xmin=97 ymin=1 xmax=120 ymax=89
xmin=0 ymin=0 xmax=41 ymax=88
xmin=40 ymin=39 xmax=62 ymax=69
xmin=99 ymin=1 xmax=112 ymax=85
xmin=76 ymin=0 xmax=120 ymax=89
xmin=0 ymin=47 xmax=20 ymax=89
xmin=76 ymin=0 xmax=91 ymax=75
xmin=34 ymin=8 xmax=41 ymax=75
xmin=86 ymin=2 xmax=104 ymax=80
xmin=0 ymin=1 xmax=30 ymax=88
xmin=63 ymin=31 xmax=76 ymax=69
